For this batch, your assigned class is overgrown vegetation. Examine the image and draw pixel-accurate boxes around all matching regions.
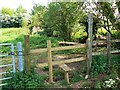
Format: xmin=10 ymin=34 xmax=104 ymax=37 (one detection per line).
xmin=2 ymin=69 xmax=47 ymax=89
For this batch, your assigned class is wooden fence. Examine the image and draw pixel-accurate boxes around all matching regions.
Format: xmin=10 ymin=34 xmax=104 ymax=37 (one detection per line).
xmin=24 ymin=34 xmax=120 ymax=83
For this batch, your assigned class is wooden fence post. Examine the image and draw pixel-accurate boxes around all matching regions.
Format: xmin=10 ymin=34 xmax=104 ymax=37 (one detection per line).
xmin=47 ymin=40 xmax=53 ymax=83
xmin=24 ymin=35 xmax=30 ymax=73
xmin=86 ymin=13 xmax=93 ymax=77
xmin=107 ymin=33 xmax=111 ymax=67
xmin=86 ymin=39 xmax=89 ymax=78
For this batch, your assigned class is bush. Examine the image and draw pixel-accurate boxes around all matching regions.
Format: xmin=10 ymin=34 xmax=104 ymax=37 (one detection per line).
xmin=90 ymin=55 xmax=120 ymax=77
xmin=2 ymin=70 xmax=47 ymax=89
xmin=0 ymin=15 xmax=22 ymax=28
xmin=91 ymin=55 xmax=108 ymax=77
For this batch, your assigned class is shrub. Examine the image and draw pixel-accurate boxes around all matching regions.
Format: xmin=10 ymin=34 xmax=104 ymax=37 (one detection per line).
xmin=2 ymin=70 xmax=47 ymax=89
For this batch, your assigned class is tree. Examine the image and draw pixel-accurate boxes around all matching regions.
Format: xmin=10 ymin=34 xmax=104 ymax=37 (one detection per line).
xmin=85 ymin=2 xmax=120 ymax=34
xmin=1 ymin=7 xmax=14 ymax=16
xmin=43 ymin=2 xmax=85 ymax=41
xmin=16 ymin=5 xmax=27 ymax=14
xmin=31 ymin=4 xmax=47 ymax=28
xmin=98 ymin=2 xmax=120 ymax=32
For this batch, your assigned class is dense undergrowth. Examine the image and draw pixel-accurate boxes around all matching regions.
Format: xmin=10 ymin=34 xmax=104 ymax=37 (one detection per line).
xmin=2 ymin=68 xmax=47 ymax=89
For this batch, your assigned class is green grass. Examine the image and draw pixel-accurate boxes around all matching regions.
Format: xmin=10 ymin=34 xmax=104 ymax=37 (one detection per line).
xmin=0 ymin=28 xmax=29 ymax=42
xmin=0 ymin=28 xmax=60 ymax=53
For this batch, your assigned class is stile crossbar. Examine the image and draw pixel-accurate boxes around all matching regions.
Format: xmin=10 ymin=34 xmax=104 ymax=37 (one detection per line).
xmin=0 ymin=43 xmax=16 ymax=87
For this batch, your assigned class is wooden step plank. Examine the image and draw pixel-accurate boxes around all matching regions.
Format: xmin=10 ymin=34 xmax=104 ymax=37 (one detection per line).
xmin=59 ymin=64 xmax=72 ymax=72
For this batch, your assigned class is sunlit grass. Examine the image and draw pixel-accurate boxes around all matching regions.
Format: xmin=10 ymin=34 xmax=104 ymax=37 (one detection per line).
xmin=0 ymin=28 xmax=29 ymax=42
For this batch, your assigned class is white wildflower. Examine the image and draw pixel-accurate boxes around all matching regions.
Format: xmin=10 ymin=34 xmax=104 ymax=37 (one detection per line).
xmin=106 ymin=85 xmax=111 ymax=87
xmin=105 ymin=81 xmax=109 ymax=83
xmin=109 ymin=79 xmax=113 ymax=81
xmin=116 ymin=77 xmax=120 ymax=81
xmin=110 ymin=82 xmax=114 ymax=85
xmin=112 ymin=80 xmax=115 ymax=83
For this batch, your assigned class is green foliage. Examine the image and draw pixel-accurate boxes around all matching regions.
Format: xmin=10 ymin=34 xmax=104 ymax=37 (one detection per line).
xmin=22 ymin=18 xmax=28 ymax=27
xmin=30 ymin=35 xmax=59 ymax=48
xmin=31 ymin=4 xmax=46 ymax=27
xmin=95 ymin=81 xmax=102 ymax=88
xmin=71 ymin=23 xmax=87 ymax=42
xmin=96 ymin=2 xmax=120 ymax=31
xmin=0 ymin=28 xmax=28 ymax=43
xmin=70 ymin=70 xmax=84 ymax=83
xmin=42 ymin=66 xmax=49 ymax=71
xmin=53 ymin=69 xmax=64 ymax=77
xmin=1 ymin=7 xmax=14 ymax=16
xmin=2 ymin=70 xmax=47 ymax=89
xmin=0 ymin=6 xmax=29 ymax=28
xmin=43 ymin=2 xmax=85 ymax=41
xmin=59 ymin=80 xmax=68 ymax=86
xmin=0 ymin=15 xmax=23 ymax=28
xmin=82 ymin=80 xmax=91 ymax=88
xmin=0 ymin=28 xmax=60 ymax=51
xmin=91 ymin=55 xmax=120 ymax=78
xmin=16 ymin=5 xmax=27 ymax=14
xmin=90 ymin=56 xmax=108 ymax=77
xmin=97 ymin=28 xmax=120 ymax=39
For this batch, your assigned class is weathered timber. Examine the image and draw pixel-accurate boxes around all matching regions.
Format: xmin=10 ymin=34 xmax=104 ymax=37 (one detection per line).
xmin=59 ymin=64 xmax=72 ymax=84
xmin=59 ymin=41 xmax=78 ymax=46
xmin=111 ymin=39 xmax=120 ymax=43
xmin=59 ymin=64 xmax=72 ymax=72
xmin=87 ymin=13 xmax=93 ymax=75
xmin=92 ymin=50 xmax=120 ymax=56
xmin=24 ymin=35 xmax=30 ymax=73
xmin=47 ymin=40 xmax=53 ymax=83
xmin=30 ymin=48 xmax=47 ymax=54
xmin=30 ymin=44 xmax=86 ymax=54
xmin=36 ymin=57 xmax=86 ymax=68
xmin=52 ymin=44 xmax=86 ymax=51
xmin=107 ymin=33 xmax=111 ymax=67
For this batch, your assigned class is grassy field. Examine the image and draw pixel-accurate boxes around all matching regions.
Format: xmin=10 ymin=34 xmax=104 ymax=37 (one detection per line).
xmin=0 ymin=28 xmax=29 ymax=43
xmin=0 ymin=28 xmax=60 ymax=51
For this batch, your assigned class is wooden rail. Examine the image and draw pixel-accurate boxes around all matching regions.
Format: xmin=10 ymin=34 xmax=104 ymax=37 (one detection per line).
xmin=30 ymin=39 xmax=120 ymax=55
xmin=30 ymin=44 xmax=86 ymax=54
xmin=92 ymin=50 xmax=120 ymax=56
xmin=93 ymin=39 xmax=120 ymax=43
xmin=36 ymin=56 xmax=86 ymax=68
xmin=30 ymin=48 xmax=47 ymax=54
xmin=52 ymin=44 xmax=86 ymax=51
